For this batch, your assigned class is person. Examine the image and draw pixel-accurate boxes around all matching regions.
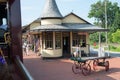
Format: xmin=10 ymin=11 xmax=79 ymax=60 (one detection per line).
xmin=26 ymin=44 xmax=29 ymax=56
xmin=81 ymin=40 xmax=86 ymax=47
xmin=73 ymin=45 xmax=81 ymax=57
xmin=35 ymin=37 xmax=40 ymax=53
xmin=23 ymin=42 xmax=27 ymax=55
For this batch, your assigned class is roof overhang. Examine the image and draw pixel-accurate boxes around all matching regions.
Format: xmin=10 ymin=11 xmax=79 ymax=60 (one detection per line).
xmin=30 ymin=24 xmax=109 ymax=33
xmin=41 ymin=17 xmax=63 ymax=20
xmin=30 ymin=28 xmax=109 ymax=32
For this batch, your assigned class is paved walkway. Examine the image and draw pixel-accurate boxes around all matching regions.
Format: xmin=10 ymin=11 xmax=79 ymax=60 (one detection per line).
xmin=23 ymin=51 xmax=120 ymax=80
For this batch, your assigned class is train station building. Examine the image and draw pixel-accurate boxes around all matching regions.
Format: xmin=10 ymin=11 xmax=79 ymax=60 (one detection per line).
xmin=23 ymin=0 xmax=107 ymax=58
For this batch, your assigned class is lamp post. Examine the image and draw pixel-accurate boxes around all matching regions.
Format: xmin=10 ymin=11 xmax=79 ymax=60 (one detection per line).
xmin=105 ymin=0 xmax=109 ymax=56
xmin=105 ymin=0 xmax=107 ymax=45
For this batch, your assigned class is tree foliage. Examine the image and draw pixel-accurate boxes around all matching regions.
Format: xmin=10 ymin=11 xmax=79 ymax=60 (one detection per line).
xmin=111 ymin=11 xmax=120 ymax=32
xmin=88 ymin=0 xmax=120 ymax=43
xmin=88 ymin=0 xmax=120 ymax=29
xmin=89 ymin=32 xmax=106 ymax=43
xmin=112 ymin=29 xmax=120 ymax=43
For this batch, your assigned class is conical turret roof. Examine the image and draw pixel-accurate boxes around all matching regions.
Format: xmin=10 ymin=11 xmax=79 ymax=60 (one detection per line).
xmin=41 ymin=0 xmax=63 ymax=19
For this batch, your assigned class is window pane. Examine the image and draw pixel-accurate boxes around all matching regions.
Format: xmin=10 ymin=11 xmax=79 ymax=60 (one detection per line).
xmin=80 ymin=35 xmax=86 ymax=47
xmin=72 ymin=32 xmax=86 ymax=47
xmin=72 ymin=32 xmax=80 ymax=46
xmin=45 ymin=32 xmax=53 ymax=49
xmin=55 ymin=32 xmax=61 ymax=49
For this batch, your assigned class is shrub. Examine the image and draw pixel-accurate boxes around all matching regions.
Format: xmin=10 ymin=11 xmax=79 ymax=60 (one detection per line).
xmin=109 ymin=45 xmax=120 ymax=52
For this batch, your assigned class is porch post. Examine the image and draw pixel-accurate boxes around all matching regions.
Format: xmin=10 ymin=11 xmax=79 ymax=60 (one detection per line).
xmin=40 ymin=33 xmax=42 ymax=54
xmin=70 ymin=32 xmax=72 ymax=54
xmin=98 ymin=32 xmax=101 ymax=57
xmin=53 ymin=32 xmax=55 ymax=50
xmin=8 ymin=0 xmax=23 ymax=61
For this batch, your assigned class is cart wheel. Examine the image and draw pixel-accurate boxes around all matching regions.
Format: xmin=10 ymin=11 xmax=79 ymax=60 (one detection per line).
xmin=72 ymin=62 xmax=81 ymax=74
xmin=81 ymin=63 xmax=91 ymax=76
xmin=105 ymin=61 xmax=109 ymax=71
xmin=93 ymin=60 xmax=98 ymax=71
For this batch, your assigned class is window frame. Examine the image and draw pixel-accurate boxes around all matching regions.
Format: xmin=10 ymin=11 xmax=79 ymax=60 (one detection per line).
xmin=44 ymin=32 xmax=53 ymax=49
xmin=55 ymin=32 xmax=61 ymax=49
xmin=72 ymin=32 xmax=80 ymax=46
xmin=72 ymin=32 xmax=86 ymax=47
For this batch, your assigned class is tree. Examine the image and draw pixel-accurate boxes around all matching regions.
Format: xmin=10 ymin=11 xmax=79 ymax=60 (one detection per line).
xmin=89 ymin=33 xmax=99 ymax=43
xmin=108 ymin=11 xmax=120 ymax=42
xmin=88 ymin=0 xmax=120 ymax=29
xmin=89 ymin=32 xmax=106 ymax=43
xmin=88 ymin=0 xmax=120 ymax=43
xmin=112 ymin=29 xmax=120 ymax=43
xmin=111 ymin=11 xmax=120 ymax=32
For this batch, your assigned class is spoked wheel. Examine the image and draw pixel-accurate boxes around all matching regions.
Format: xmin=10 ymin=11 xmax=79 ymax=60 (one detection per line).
xmin=105 ymin=61 xmax=109 ymax=71
xmin=81 ymin=63 xmax=91 ymax=76
xmin=93 ymin=60 xmax=98 ymax=71
xmin=72 ymin=62 xmax=81 ymax=74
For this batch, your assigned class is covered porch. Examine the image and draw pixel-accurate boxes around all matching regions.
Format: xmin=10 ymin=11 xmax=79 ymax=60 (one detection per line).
xmin=28 ymin=23 xmax=108 ymax=58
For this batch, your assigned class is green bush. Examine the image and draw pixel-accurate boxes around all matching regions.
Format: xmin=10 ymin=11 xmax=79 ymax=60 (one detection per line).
xmin=115 ymin=47 xmax=120 ymax=52
xmin=109 ymin=45 xmax=120 ymax=52
xmin=109 ymin=45 xmax=116 ymax=50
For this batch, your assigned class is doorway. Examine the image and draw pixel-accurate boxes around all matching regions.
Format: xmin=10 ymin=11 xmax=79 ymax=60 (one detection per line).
xmin=62 ymin=32 xmax=70 ymax=57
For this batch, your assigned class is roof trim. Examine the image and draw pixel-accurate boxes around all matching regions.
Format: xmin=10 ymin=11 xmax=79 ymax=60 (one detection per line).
xmin=41 ymin=17 xmax=63 ymax=19
xmin=63 ymin=12 xmax=91 ymax=24
xmin=30 ymin=24 xmax=109 ymax=32
xmin=30 ymin=29 xmax=109 ymax=32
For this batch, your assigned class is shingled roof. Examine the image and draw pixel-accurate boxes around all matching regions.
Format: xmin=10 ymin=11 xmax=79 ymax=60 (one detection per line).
xmin=41 ymin=0 xmax=63 ymax=19
xmin=28 ymin=0 xmax=109 ymax=33
xmin=30 ymin=23 xmax=108 ymax=32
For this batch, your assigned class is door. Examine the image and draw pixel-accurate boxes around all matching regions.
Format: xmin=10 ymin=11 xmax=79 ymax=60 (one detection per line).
xmin=62 ymin=32 xmax=70 ymax=57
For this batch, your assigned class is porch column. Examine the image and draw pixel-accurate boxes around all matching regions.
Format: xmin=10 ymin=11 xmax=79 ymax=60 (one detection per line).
xmin=98 ymin=32 xmax=105 ymax=57
xmin=8 ymin=0 xmax=22 ymax=61
xmin=40 ymin=33 xmax=42 ymax=54
xmin=70 ymin=32 xmax=72 ymax=53
xmin=98 ymin=32 xmax=101 ymax=57
xmin=53 ymin=32 xmax=55 ymax=50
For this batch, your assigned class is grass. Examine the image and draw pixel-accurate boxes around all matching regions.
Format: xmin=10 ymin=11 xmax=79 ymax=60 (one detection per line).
xmin=109 ymin=45 xmax=120 ymax=52
xmin=92 ymin=43 xmax=120 ymax=52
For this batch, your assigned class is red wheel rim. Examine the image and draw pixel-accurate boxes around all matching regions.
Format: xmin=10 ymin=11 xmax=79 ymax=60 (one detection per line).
xmin=72 ymin=63 xmax=80 ymax=74
xmin=81 ymin=63 xmax=91 ymax=76
xmin=105 ymin=61 xmax=109 ymax=71
xmin=93 ymin=60 xmax=97 ymax=71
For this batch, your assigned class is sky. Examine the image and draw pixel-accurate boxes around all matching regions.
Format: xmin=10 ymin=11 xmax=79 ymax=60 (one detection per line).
xmin=20 ymin=0 xmax=120 ymax=26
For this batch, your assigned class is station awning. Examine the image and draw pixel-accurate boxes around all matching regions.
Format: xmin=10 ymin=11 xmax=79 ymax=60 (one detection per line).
xmin=30 ymin=23 xmax=109 ymax=32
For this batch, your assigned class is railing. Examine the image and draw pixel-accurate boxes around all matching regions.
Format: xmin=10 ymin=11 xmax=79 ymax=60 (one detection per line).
xmin=14 ymin=55 xmax=34 ymax=80
xmin=72 ymin=44 xmax=90 ymax=57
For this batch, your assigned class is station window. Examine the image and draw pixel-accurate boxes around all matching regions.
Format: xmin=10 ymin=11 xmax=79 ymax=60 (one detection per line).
xmin=80 ymin=35 xmax=86 ymax=47
xmin=72 ymin=32 xmax=86 ymax=47
xmin=45 ymin=32 xmax=53 ymax=49
xmin=55 ymin=32 xmax=61 ymax=49
xmin=72 ymin=32 xmax=80 ymax=46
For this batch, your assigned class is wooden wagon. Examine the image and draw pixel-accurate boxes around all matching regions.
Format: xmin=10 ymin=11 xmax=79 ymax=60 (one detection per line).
xmin=71 ymin=56 xmax=111 ymax=76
